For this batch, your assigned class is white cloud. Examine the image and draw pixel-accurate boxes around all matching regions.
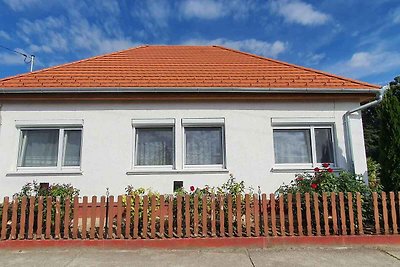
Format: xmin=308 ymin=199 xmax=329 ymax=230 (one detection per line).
xmin=180 ymin=0 xmax=225 ymax=19
xmin=132 ymin=0 xmax=171 ymax=30
xmin=2 ymin=0 xmax=42 ymax=11
xmin=184 ymin=38 xmax=287 ymax=58
xmin=269 ymin=0 xmax=330 ymax=26
xmin=327 ymin=50 xmax=400 ymax=79
xmin=392 ymin=7 xmax=400 ymax=24
xmin=0 ymin=50 xmax=28 ymax=65
xmin=0 ymin=30 xmax=11 ymax=40
xmin=180 ymin=0 xmax=257 ymax=20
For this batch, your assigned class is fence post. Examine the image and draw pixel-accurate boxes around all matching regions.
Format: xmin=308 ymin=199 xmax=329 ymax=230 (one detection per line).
xmin=305 ymin=193 xmax=312 ymax=236
xmin=253 ymin=194 xmax=260 ymax=237
xmin=287 ymin=193 xmax=294 ymax=236
xmin=90 ymin=196 xmax=97 ymax=239
xmin=390 ymin=192 xmax=398 ymax=234
xmin=270 ymin=194 xmax=276 ymax=236
xmin=219 ymin=195 xmax=225 ymax=237
xmin=279 ymin=195 xmax=285 ymax=236
xmin=245 ymin=194 xmax=251 ymax=237
xmin=339 ymin=192 xmax=347 ymax=235
xmin=322 ymin=193 xmax=330 ymax=236
xmin=54 ymin=197 xmax=61 ymax=239
xmin=125 ymin=195 xmax=132 ymax=239
xmin=372 ymin=192 xmax=380 ymax=235
xmin=10 ymin=197 xmax=18 ymax=240
xmin=236 ymin=194 xmax=242 ymax=237
xmin=193 ymin=195 xmax=199 ymax=237
xmin=347 ymin=193 xmax=355 ymax=235
xmin=262 ymin=194 xmax=269 ymax=236
xmin=159 ymin=195 xmax=165 ymax=238
xmin=176 ymin=195 xmax=182 ymax=238
xmin=227 ymin=194 xmax=233 ymax=237
xmin=142 ymin=195 xmax=149 ymax=239
xmin=81 ymin=196 xmax=88 ymax=240
xmin=98 ymin=196 xmax=106 ymax=240
xmin=72 ymin=196 xmax=79 ymax=239
xmin=381 ymin=192 xmax=389 ymax=234
xmin=28 ymin=196 xmax=35 ymax=240
xmin=331 ymin=193 xmax=338 ymax=235
xmin=64 ymin=197 xmax=70 ymax=239
xmin=356 ymin=193 xmax=364 ymax=235
xmin=116 ymin=195 xmax=123 ymax=239
xmin=1 ymin=197 xmax=9 ymax=240
xmin=211 ymin=194 xmax=216 ymax=237
xmin=313 ymin=193 xmax=321 ymax=236
xmin=296 ymin=193 xmax=303 ymax=236
xmin=19 ymin=197 xmax=27 ymax=240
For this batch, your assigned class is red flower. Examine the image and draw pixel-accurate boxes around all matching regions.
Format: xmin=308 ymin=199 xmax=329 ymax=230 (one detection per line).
xmin=322 ymin=163 xmax=330 ymax=168
xmin=190 ymin=186 xmax=195 ymax=192
xmin=327 ymin=168 xmax=334 ymax=173
xmin=314 ymin=167 xmax=320 ymax=172
xmin=296 ymin=177 xmax=304 ymax=181
xmin=311 ymin=183 xmax=318 ymax=189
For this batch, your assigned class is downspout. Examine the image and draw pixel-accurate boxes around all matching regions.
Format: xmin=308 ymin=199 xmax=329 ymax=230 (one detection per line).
xmin=343 ymin=85 xmax=389 ymax=181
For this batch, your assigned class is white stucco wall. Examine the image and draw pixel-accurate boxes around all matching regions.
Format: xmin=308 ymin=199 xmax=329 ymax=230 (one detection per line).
xmin=0 ymin=100 xmax=367 ymax=197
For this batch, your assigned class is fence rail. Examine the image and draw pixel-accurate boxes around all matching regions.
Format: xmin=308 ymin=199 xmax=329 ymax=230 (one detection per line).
xmin=0 ymin=192 xmax=399 ymax=241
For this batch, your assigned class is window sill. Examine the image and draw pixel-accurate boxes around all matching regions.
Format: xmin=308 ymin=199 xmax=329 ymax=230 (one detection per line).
xmin=126 ymin=169 xmax=229 ymax=175
xmin=6 ymin=170 xmax=83 ymax=177
xmin=270 ymin=167 xmax=342 ymax=173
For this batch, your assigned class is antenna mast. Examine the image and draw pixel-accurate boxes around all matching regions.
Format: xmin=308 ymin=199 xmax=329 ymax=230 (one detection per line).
xmin=30 ymin=55 xmax=35 ymax=72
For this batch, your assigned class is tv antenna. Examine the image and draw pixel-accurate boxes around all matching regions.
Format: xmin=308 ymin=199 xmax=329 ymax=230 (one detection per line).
xmin=0 ymin=44 xmax=35 ymax=72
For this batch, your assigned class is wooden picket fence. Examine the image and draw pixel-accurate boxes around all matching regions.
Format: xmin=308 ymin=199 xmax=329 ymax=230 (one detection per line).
xmin=0 ymin=191 xmax=399 ymax=241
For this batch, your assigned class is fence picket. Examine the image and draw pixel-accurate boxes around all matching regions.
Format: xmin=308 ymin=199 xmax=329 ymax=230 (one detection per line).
xmin=390 ymin=192 xmax=398 ymax=234
xmin=168 ymin=195 xmax=173 ymax=238
xmin=37 ymin=197 xmax=43 ymax=239
xmin=236 ymin=194 xmax=242 ymax=237
xmin=98 ymin=196 xmax=106 ymax=239
xmin=185 ymin=195 xmax=191 ymax=238
xmin=142 ymin=195 xmax=149 ymax=239
xmin=305 ymin=193 xmax=312 ymax=236
xmin=270 ymin=194 xmax=277 ymax=236
xmin=372 ymin=192 xmax=380 ymax=235
xmin=356 ymin=193 xmax=363 ymax=235
xmin=347 ymin=193 xmax=355 ymax=235
xmin=313 ymin=193 xmax=321 ymax=236
xmin=19 ymin=197 xmax=27 ymax=239
xmin=81 ymin=196 xmax=88 ymax=240
xmin=288 ymin=193 xmax=294 ymax=236
xmin=322 ymin=193 xmax=329 ymax=236
xmin=253 ymin=194 xmax=260 ymax=237
xmin=381 ymin=192 xmax=389 ymax=234
xmin=11 ymin=198 xmax=18 ymax=240
xmin=151 ymin=195 xmax=157 ymax=239
xmin=339 ymin=192 xmax=346 ymax=235
xmin=90 ymin=196 xmax=97 ymax=239
xmin=133 ymin=195 xmax=140 ymax=239
xmin=211 ymin=194 xmax=216 ymax=237
xmin=193 ymin=195 xmax=199 ymax=237
xmin=245 ymin=194 xmax=251 ymax=237
xmin=177 ymin=195 xmax=182 ymax=238
xmin=107 ymin=196 xmax=115 ymax=239
xmin=54 ymin=197 xmax=61 ymax=239
xmin=64 ymin=198 xmax=70 ymax=239
xmin=227 ymin=194 xmax=233 ymax=237
xmin=331 ymin=193 xmax=338 ymax=235
xmin=1 ymin=197 xmax=9 ymax=240
xmin=72 ymin=196 xmax=79 ymax=239
xmin=296 ymin=193 xmax=303 ymax=236
xmin=279 ymin=195 xmax=285 ymax=236
xmin=159 ymin=195 xmax=165 ymax=238
xmin=202 ymin=195 xmax=208 ymax=237
xmin=116 ymin=195 xmax=123 ymax=239
xmin=125 ymin=195 xmax=132 ymax=239
xmin=28 ymin=196 xmax=35 ymax=239
xmin=262 ymin=194 xmax=269 ymax=236
xmin=219 ymin=195 xmax=225 ymax=237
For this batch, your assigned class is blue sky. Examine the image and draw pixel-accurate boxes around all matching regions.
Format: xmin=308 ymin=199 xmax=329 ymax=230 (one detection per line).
xmin=0 ymin=0 xmax=399 ymax=85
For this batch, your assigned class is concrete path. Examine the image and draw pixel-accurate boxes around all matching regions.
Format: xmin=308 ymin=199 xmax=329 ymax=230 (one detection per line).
xmin=0 ymin=246 xmax=400 ymax=267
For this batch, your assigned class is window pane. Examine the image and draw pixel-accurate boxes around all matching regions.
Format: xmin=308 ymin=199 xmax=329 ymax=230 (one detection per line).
xmin=136 ymin=128 xmax=173 ymax=166
xmin=273 ymin=129 xmax=312 ymax=164
xmin=185 ymin=127 xmax=223 ymax=165
xmin=63 ymin=130 xmax=82 ymax=166
xmin=315 ymin=128 xmax=334 ymax=163
xmin=18 ymin=129 xmax=59 ymax=167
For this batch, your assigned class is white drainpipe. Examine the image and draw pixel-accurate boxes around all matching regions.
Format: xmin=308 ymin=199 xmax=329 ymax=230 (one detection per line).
xmin=343 ymin=85 xmax=389 ymax=181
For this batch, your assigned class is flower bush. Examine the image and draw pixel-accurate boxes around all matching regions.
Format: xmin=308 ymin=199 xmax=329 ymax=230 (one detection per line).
xmin=276 ymin=164 xmax=380 ymax=196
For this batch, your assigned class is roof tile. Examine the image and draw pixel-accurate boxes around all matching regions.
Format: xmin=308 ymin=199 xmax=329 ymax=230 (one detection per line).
xmin=0 ymin=45 xmax=379 ymax=90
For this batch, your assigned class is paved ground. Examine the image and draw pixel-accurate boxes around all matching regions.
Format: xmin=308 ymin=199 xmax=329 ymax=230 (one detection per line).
xmin=0 ymin=246 xmax=400 ymax=267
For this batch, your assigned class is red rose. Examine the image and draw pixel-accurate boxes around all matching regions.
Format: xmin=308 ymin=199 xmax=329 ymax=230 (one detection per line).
xmin=322 ymin=163 xmax=330 ymax=168
xmin=190 ymin=186 xmax=195 ymax=192
xmin=314 ymin=167 xmax=320 ymax=172
xmin=311 ymin=183 xmax=318 ymax=189
xmin=327 ymin=168 xmax=334 ymax=173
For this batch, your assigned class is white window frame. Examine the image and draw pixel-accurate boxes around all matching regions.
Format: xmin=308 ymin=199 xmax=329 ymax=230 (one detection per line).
xmin=131 ymin=118 xmax=176 ymax=171
xmin=182 ymin=118 xmax=226 ymax=170
xmin=272 ymin=124 xmax=336 ymax=168
xmin=16 ymin=126 xmax=83 ymax=172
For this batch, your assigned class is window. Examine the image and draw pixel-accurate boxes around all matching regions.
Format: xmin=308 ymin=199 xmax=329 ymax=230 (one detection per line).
xmin=273 ymin=126 xmax=334 ymax=165
xmin=18 ymin=128 xmax=82 ymax=168
xmin=185 ymin=126 xmax=224 ymax=166
xmin=135 ymin=128 xmax=174 ymax=166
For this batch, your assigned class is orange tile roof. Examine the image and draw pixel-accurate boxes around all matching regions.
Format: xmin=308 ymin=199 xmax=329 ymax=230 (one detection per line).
xmin=0 ymin=45 xmax=379 ymax=90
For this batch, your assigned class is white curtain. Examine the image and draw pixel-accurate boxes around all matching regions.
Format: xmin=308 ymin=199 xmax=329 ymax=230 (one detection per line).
xmin=18 ymin=129 xmax=59 ymax=167
xmin=63 ymin=130 xmax=82 ymax=166
xmin=273 ymin=129 xmax=312 ymax=164
xmin=185 ymin=127 xmax=223 ymax=165
xmin=136 ymin=128 xmax=173 ymax=166
xmin=315 ymin=128 xmax=334 ymax=163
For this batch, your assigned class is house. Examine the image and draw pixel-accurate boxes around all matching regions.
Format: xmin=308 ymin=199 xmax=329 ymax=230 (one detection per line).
xmin=0 ymin=45 xmax=380 ymax=196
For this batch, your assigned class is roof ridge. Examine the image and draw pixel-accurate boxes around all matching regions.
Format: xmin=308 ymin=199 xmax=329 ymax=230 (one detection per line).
xmin=0 ymin=45 xmax=149 ymax=82
xmin=213 ymin=45 xmax=380 ymax=89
